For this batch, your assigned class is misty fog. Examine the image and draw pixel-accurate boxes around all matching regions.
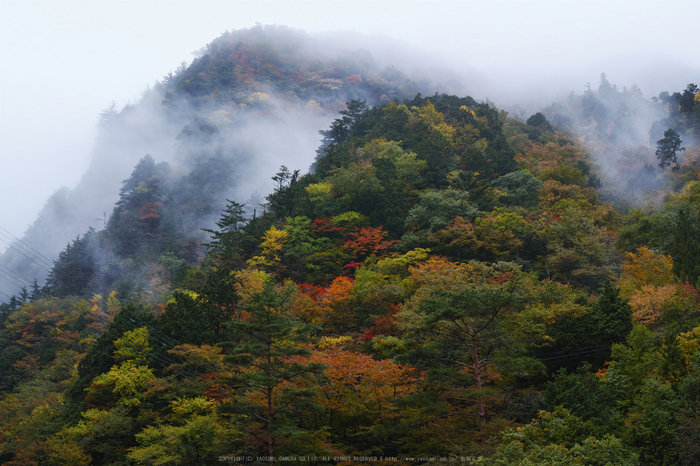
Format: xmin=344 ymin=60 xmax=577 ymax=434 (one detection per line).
xmin=0 ymin=1 xmax=698 ymax=300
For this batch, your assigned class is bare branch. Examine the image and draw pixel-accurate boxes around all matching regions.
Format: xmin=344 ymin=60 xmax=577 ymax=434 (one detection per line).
xmin=436 ymin=357 xmax=474 ymax=370
xmin=475 ymin=307 xmax=502 ymax=334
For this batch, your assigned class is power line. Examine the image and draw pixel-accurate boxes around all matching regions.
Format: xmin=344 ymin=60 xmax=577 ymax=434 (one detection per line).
xmin=0 ymin=264 xmax=34 ymax=287
xmin=0 ymin=226 xmax=54 ymax=267
xmin=117 ymin=315 xmax=221 ymax=376
xmin=532 ymin=344 xmax=611 ymax=359
xmin=0 ymin=271 xmax=28 ymax=290
xmin=0 ymin=237 xmax=53 ymax=273
xmin=534 ymin=344 xmax=615 ymax=363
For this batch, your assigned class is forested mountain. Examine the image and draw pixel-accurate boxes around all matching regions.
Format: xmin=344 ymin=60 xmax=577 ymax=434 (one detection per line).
xmin=0 ymin=25 xmax=445 ymax=300
xmin=1 ymin=25 xmax=700 ymax=465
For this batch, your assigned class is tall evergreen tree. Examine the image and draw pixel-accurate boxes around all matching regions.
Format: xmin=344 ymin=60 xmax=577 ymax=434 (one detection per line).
xmin=217 ymin=277 xmax=324 ymax=462
xmin=266 ymin=165 xmax=301 ymax=220
xmin=202 ymin=200 xmax=247 ymax=268
xmin=46 ymin=229 xmax=98 ymax=297
xmin=656 ymin=128 xmax=685 ymax=171
xmin=665 ymin=205 xmax=700 ymax=285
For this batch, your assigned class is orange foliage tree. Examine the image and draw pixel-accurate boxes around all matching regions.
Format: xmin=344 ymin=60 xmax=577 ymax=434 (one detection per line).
xmin=316 ymin=276 xmax=356 ymax=334
xmin=299 ymin=345 xmax=421 ymax=455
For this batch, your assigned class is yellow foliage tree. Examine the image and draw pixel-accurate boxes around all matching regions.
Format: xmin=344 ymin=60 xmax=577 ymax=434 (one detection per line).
xmin=677 ymin=326 xmax=700 ymax=372
xmin=305 ymin=181 xmax=333 ymax=216
xmin=619 ymin=246 xmax=675 ymax=296
xmin=247 ymin=226 xmax=289 ymax=266
xmin=233 ymin=268 xmax=269 ymax=304
xmin=113 ymin=326 xmax=151 ymax=366
xmin=628 ymin=284 xmax=677 ymax=327
xmin=418 ymin=101 xmax=444 ymax=126
xmin=418 ymin=100 xmax=455 ymax=143
xmin=86 ymin=361 xmax=155 ymax=407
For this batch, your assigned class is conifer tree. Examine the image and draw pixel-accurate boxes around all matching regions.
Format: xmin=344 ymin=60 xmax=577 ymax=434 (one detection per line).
xmin=656 ymin=128 xmax=685 ymax=171
xmin=218 ymin=277 xmax=325 ymax=462
xmin=203 ymin=200 xmax=247 ymax=267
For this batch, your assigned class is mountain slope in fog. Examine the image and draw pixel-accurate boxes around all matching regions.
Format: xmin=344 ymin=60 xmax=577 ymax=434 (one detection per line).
xmin=3 ymin=84 xmax=700 ymax=464
xmin=0 ymin=25 xmax=445 ymax=298
xmin=541 ymin=75 xmax=699 ymax=209
xmin=2 ymin=25 xmax=697 ymax=301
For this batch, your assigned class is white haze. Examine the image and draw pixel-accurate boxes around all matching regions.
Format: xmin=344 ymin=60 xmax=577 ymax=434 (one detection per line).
xmin=0 ymin=0 xmax=697 ymax=294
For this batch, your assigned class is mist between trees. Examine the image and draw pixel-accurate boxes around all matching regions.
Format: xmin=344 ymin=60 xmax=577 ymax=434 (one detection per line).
xmin=0 ymin=25 xmax=699 ymax=465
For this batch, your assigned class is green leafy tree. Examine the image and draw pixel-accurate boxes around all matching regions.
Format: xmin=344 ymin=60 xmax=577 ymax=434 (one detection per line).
xmin=279 ymin=216 xmax=319 ymax=282
xmin=491 ymin=170 xmax=543 ymax=207
xmin=623 ymin=378 xmax=680 ymax=465
xmin=595 ymin=282 xmax=635 ymax=342
xmin=545 ymin=367 xmax=617 ymax=423
xmin=56 ymin=406 xmax=137 ymax=466
xmin=316 ymin=99 xmax=370 ymax=148
xmin=545 ymin=282 xmax=633 ymax=372
xmin=679 ymin=83 xmax=698 ymax=115
xmin=526 ymin=112 xmax=554 ymax=132
xmin=606 ymin=325 xmax=661 ymax=409
xmin=474 ymin=407 xmax=639 ymax=466
xmin=402 ymin=188 xmax=479 ymax=248
xmin=127 ymin=397 xmax=233 ymax=466
xmin=159 ymin=289 xmax=236 ymax=345
xmin=62 ymin=304 xmax=154 ymax=422
xmin=328 ymin=162 xmax=385 ymax=216
xmin=106 ymin=154 xmax=170 ymax=258
xmin=543 ymin=206 xmax=615 ymax=289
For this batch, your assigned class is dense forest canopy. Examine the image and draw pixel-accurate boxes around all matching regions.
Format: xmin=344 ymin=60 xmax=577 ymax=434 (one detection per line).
xmin=1 ymin=25 xmax=700 ymax=465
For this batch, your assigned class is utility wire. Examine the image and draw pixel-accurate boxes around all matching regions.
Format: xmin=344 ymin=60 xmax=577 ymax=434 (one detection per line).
xmin=0 ymin=271 xmax=28 ymax=290
xmin=118 ymin=314 xmax=221 ymax=375
xmin=0 ymin=237 xmax=52 ymax=273
xmin=118 ymin=318 xmax=191 ymax=368
xmin=0 ymin=227 xmax=54 ymax=267
xmin=0 ymin=264 xmax=34 ymax=287
xmin=140 ymin=321 xmax=221 ymax=374
xmin=120 ymin=315 xmax=180 ymax=348
xmin=0 ymin=232 xmax=53 ymax=268
xmin=534 ymin=344 xmax=617 ymax=364
xmin=532 ymin=344 xmax=611 ymax=359
xmin=538 ymin=348 xmax=611 ymax=363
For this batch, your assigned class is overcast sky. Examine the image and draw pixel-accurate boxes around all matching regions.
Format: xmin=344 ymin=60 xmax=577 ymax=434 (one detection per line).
xmin=0 ymin=0 xmax=698 ymax=242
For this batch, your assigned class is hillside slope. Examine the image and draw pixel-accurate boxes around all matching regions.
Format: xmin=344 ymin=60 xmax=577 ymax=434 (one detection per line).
xmin=0 ymin=25 xmax=444 ymax=298
xmin=1 ymin=25 xmax=699 ymax=465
